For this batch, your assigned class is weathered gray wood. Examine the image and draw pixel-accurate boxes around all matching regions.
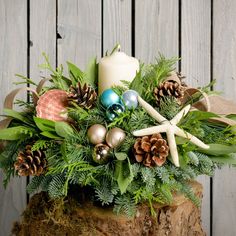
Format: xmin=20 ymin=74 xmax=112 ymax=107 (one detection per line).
xmin=213 ymin=1 xmax=236 ymax=235
xmin=0 ymin=1 xmax=27 ymax=235
xmin=135 ymin=0 xmax=179 ymax=63
xmin=58 ymin=0 xmax=101 ymax=69
xmin=103 ymin=0 xmax=132 ymax=55
xmin=29 ymin=0 xmax=57 ymax=197
xmin=181 ymin=1 xmax=211 ymax=234
xmin=30 ymin=0 xmax=56 ymax=83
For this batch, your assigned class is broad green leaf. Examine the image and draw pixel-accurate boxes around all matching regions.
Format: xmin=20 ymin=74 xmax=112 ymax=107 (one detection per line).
xmin=187 ymin=110 xmax=219 ymax=121
xmin=115 ymin=152 xmax=128 ymax=161
xmin=55 ymin=122 xmax=74 ymax=138
xmin=34 ymin=117 xmax=55 ymax=132
xmin=85 ymin=57 xmax=98 ymax=87
xmin=0 ymin=126 xmax=32 ymax=140
xmin=226 ymin=114 xmax=236 ymax=121
xmin=67 ymin=61 xmax=85 ymax=85
xmin=176 ymin=136 xmax=188 ymax=145
xmin=60 ymin=142 xmax=67 ymax=161
xmin=129 ymin=69 xmax=143 ymax=95
xmin=199 ymin=143 xmax=236 ymax=156
xmin=210 ymin=153 xmax=236 ymax=165
xmin=115 ymin=159 xmax=133 ymax=194
xmin=3 ymin=109 xmax=31 ymax=124
xmin=41 ymin=131 xmax=61 ymax=139
xmin=179 ymin=153 xmax=188 ymax=168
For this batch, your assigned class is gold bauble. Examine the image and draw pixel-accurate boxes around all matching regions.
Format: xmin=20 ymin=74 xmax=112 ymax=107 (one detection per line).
xmin=93 ymin=144 xmax=110 ymax=164
xmin=87 ymin=124 xmax=107 ymax=145
xmin=106 ymin=127 xmax=126 ymax=148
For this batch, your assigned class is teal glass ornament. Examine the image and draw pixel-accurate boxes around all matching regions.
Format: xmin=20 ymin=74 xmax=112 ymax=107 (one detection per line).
xmin=106 ymin=103 xmax=125 ymax=121
xmin=122 ymin=90 xmax=139 ymax=109
xmin=100 ymin=89 xmax=120 ymax=108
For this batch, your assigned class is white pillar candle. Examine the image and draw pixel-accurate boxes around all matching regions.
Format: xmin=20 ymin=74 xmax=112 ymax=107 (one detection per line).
xmin=98 ymin=50 xmax=139 ymax=95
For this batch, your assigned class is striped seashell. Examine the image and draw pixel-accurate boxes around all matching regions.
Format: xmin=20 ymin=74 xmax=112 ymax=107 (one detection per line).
xmin=36 ymin=89 xmax=69 ymax=122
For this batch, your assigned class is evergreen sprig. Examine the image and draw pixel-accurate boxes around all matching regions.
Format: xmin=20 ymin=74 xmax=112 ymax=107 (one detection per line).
xmin=0 ymin=53 xmax=236 ymax=218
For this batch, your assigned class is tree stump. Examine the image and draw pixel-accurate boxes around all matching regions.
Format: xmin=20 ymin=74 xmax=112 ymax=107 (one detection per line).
xmin=12 ymin=181 xmax=205 ymax=236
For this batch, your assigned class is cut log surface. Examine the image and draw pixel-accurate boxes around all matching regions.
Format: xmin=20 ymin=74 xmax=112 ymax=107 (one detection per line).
xmin=12 ymin=181 xmax=205 ymax=236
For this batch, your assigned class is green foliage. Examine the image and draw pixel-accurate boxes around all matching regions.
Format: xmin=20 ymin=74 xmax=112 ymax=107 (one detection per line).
xmin=85 ymin=57 xmax=98 ymax=87
xmin=33 ymin=117 xmax=55 ymax=132
xmin=95 ymin=178 xmax=115 ymax=205
xmin=0 ymin=126 xmax=35 ymax=140
xmin=27 ymin=174 xmax=65 ymax=198
xmin=0 ymin=141 xmax=20 ymax=187
xmin=3 ymin=109 xmax=33 ymax=125
xmin=55 ymin=122 xmax=74 ymax=138
xmin=179 ymin=182 xmax=201 ymax=207
xmin=31 ymin=140 xmax=53 ymax=152
xmin=114 ymin=194 xmax=136 ymax=217
xmin=40 ymin=53 xmax=70 ymax=90
xmin=1 ymin=52 xmax=236 ymax=218
xmin=158 ymin=96 xmax=182 ymax=120
xmin=14 ymin=74 xmax=37 ymax=86
xmin=67 ymin=61 xmax=86 ymax=86
xmin=26 ymin=175 xmax=46 ymax=194
xmin=48 ymin=173 xmax=67 ymax=198
xmin=115 ymin=159 xmax=134 ymax=194
xmin=130 ymin=55 xmax=179 ymax=103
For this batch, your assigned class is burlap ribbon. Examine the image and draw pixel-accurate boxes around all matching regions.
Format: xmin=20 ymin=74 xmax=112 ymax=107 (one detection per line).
xmin=166 ymin=72 xmax=236 ymax=126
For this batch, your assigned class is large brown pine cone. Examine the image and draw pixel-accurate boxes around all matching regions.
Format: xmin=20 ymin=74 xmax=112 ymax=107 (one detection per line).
xmin=68 ymin=82 xmax=97 ymax=109
xmin=14 ymin=145 xmax=47 ymax=176
xmin=154 ymin=80 xmax=184 ymax=105
xmin=133 ymin=134 xmax=169 ymax=167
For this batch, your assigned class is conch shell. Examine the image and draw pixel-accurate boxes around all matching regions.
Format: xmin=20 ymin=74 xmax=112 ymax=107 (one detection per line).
xmin=36 ymin=89 xmax=68 ymax=121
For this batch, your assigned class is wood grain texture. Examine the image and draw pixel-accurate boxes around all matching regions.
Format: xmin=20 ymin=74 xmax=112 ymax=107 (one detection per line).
xmin=30 ymin=0 xmax=56 ymax=83
xmin=213 ymin=1 xmax=236 ymax=235
xmin=0 ymin=1 xmax=27 ymax=235
xmin=58 ymin=0 xmax=101 ymax=69
xmin=103 ymin=0 xmax=132 ymax=55
xmin=182 ymin=0 xmax=211 ymax=87
xmin=135 ymin=0 xmax=179 ymax=63
xmin=181 ymin=1 xmax=211 ymax=234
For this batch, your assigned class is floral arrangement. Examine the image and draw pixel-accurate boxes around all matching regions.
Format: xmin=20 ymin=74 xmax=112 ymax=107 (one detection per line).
xmin=1 ymin=46 xmax=236 ymax=217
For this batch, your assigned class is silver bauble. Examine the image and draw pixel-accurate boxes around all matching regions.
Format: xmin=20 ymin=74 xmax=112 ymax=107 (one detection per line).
xmin=122 ymin=90 xmax=139 ymax=109
xmin=93 ymin=144 xmax=110 ymax=164
xmin=106 ymin=127 xmax=126 ymax=148
xmin=87 ymin=124 xmax=107 ymax=145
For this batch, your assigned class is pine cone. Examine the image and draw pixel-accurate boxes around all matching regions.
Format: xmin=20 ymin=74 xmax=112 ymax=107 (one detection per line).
xmin=14 ymin=145 xmax=47 ymax=176
xmin=154 ymin=80 xmax=184 ymax=105
xmin=68 ymin=82 xmax=97 ymax=109
xmin=133 ymin=134 xmax=169 ymax=167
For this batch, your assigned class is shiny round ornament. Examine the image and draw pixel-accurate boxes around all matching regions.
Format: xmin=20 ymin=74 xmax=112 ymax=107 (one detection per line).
xmin=122 ymin=90 xmax=139 ymax=109
xmin=106 ymin=127 xmax=126 ymax=148
xmin=93 ymin=144 xmax=110 ymax=164
xmin=87 ymin=124 xmax=107 ymax=145
xmin=106 ymin=103 xmax=125 ymax=121
xmin=100 ymin=89 xmax=120 ymax=108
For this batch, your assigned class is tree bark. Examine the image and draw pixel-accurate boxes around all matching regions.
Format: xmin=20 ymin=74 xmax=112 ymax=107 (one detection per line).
xmin=12 ymin=181 xmax=205 ymax=236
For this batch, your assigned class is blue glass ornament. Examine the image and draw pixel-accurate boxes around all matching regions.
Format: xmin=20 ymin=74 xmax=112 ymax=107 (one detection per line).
xmin=122 ymin=90 xmax=139 ymax=109
xmin=106 ymin=103 xmax=125 ymax=121
xmin=100 ymin=89 xmax=120 ymax=108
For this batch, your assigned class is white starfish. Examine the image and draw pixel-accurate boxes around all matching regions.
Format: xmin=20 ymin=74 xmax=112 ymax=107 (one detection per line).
xmin=133 ymin=96 xmax=209 ymax=167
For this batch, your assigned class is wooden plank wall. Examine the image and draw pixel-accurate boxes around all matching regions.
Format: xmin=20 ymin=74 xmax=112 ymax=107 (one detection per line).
xmin=0 ymin=1 xmax=236 ymax=235
xmin=0 ymin=1 xmax=27 ymax=235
